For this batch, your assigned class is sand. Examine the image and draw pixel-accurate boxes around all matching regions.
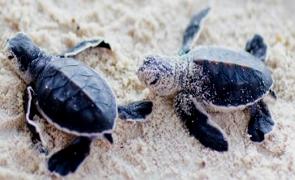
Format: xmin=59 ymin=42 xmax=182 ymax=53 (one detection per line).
xmin=0 ymin=0 xmax=294 ymax=179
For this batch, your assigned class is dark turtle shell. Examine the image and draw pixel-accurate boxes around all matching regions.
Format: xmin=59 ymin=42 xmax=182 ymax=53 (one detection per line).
xmin=35 ymin=57 xmax=117 ymax=135
xmin=185 ymin=46 xmax=273 ymax=107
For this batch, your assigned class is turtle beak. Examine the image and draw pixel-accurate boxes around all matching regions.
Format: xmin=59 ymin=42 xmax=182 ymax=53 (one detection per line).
xmin=136 ymin=66 xmax=146 ymax=84
xmin=4 ymin=40 xmax=15 ymax=60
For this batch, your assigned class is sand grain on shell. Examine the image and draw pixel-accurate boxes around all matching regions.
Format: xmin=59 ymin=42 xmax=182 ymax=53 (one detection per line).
xmin=0 ymin=0 xmax=294 ymax=179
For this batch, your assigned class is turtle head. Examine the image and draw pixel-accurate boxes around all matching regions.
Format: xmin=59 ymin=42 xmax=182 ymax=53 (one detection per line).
xmin=7 ymin=32 xmax=41 ymax=72
xmin=137 ymin=55 xmax=179 ymax=96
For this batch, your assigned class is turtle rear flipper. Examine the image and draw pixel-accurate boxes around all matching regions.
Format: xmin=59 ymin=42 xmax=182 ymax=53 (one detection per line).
xmin=118 ymin=100 xmax=153 ymax=121
xmin=248 ymin=100 xmax=274 ymax=142
xmin=61 ymin=38 xmax=111 ymax=58
xmin=48 ymin=137 xmax=92 ymax=176
xmin=179 ymin=7 xmax=211 ymax=55
xmin=245 ymin=34 xmax=268 ymax=62
xmin=245 ymin=34 xmax=277 ymax=98
xmin=174 ymin=92 xmax=228 ymax=152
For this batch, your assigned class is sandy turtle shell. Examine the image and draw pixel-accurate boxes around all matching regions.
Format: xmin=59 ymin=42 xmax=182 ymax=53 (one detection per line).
xmin=181 ymin=46 xmax=273 ymax=107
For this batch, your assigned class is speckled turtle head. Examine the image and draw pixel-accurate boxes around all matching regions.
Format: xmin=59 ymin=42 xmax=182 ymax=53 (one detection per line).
xmin=7 ymin=32 xmax=42 ymax=72
xmin=137 ymin=55 xmax=180 ymax=96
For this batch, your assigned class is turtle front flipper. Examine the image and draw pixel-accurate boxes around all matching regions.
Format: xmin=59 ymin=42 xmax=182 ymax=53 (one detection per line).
xmin=174 ymin=92 xmax=228 ymax=152
xmin=48 ymin=137 xmax=92 ymax=176
xmin=60 ymin=38 xmax=111 ymax=58
xmin=179 ymin=7 xmax=211 ymax=56
xmin=248 ymin=100 xmax=274 ymax=142
xmin=245 ymin=34 xmax=268 ymax=62
xmin=23 ymin=86 xmax=47 ymax=154
xmin=118 ymin=100 xmax=153 ymax=121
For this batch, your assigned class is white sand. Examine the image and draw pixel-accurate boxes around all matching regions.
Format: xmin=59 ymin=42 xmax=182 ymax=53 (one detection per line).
xmin=0 ymin=0 xmax=295 ymax=179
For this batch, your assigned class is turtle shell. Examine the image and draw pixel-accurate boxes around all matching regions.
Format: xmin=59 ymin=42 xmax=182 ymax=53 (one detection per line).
xmin=34 ymin=57 xmax=117 ymax=136
xmin=184 ymin=46 xmax=273 ymax=107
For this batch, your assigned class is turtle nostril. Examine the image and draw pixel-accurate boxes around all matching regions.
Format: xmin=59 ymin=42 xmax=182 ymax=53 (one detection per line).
xmin=149 ymin=74 xmax=160 ymax=85
xmin=144 ymin=56 xmax=156 ymax=65
xmin=137 ymin=67 xmax=145 ymax=74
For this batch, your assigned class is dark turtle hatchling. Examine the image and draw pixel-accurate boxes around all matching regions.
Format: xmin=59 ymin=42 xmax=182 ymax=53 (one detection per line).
xmin=6 ymin=33 xmax=153 ymax=176
xmin=137 ymin=7 xmax=275 ymax=151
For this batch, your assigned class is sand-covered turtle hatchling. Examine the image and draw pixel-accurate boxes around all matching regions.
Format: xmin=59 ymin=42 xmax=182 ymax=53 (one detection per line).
xmin=137 ymin=7 xmax=275 ymax=151
xmin=6 ymin=33 xmax=153 ymax=176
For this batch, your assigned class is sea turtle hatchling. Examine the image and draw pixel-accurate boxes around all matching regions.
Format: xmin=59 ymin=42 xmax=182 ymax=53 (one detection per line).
xmin=6 ymin=33 xmax=153 ymax=176
xmin=137 ymin=7 xmax=275 ymax=151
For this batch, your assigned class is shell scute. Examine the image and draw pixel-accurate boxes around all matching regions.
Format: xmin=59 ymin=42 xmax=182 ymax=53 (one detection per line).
xmin=188 ymin=47 xmax=273 ymax=107
xmin=35 ymin=58 xmax=116 ymax=134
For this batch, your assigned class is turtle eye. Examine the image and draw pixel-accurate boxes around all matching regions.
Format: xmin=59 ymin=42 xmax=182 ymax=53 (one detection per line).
xmin=150 ymin=78 xmax=158 ymax=85
xmin=149 ymin=74 xmax=160 ymax=85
